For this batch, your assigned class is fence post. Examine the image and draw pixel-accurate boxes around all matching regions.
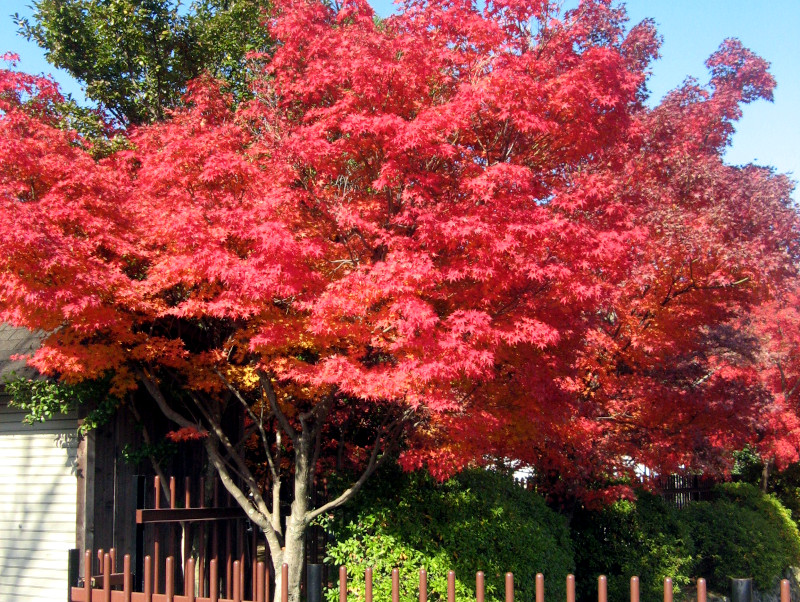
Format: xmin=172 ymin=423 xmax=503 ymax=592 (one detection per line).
xmin=448 ymin=571 xmax=455 ymax=602
xmin=664 ymin=578 xmax=673 ymax=602
xmin=338 ymin=566 xmax=347 ymax=602
xmin=781 ymin=580 xmax=790 ymax=602
xmin=166 ymin=556 xmax=175 ymax=602
xmin=308 ymin=564 xmax=323 ymax=602
xmin=476 ymin=571 xmax=484 ymax=602
xmin=366 ymin=567 xmax=373 ymax=602
xmin=256 ymin=561 xmax=266 ymax=602
xmin=187 ymin=558 xmax=196 ymax=601
xmin=536 ymin=573 xmax=544 ymax=602
xmin=67 ymin=548 xmax=79 ymax=602
xmin=505 ymin=573 xmax=514 ymax=602
xmin=124 ymin=554 xmax=132 ymax=602
xmin=210 ymin=559 xmax=219 ymax=602
xmin=233 ymin=560 xmax=242 ymax=602
xmin=144 ymin=555 xmax=153 ymax=602
xmin=631 ymin=577 xmax=639 ymax=602
xmin=698 ymin=579 xmax=707 ymax=602
xmin=567 ymin=575 xmax=575 ymax=602
xmin=103 ymin=552 xmax=112 ymax=602
xmin=420 ymin=569 xmax=428 ymax=602
xmin=135 ymin=475 xmax=146 ymax=591
xmin=598 ymin=576 xmax=608 ymax=602
xmin=84 ymin=550 xmax=92 ymax=602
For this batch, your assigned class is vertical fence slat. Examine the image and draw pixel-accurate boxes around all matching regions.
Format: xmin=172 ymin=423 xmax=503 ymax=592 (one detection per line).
xmin=598 ymin=576 xmax=608 ymax=602
xmin=282 ymin=564 xmax=290 ymax=602
xmin=211 ymin=559 xmax=219 ymax=602
xmin=169 ymin=477 xmax=177 ymax=591
xmin=257 ymin=561 xmax=266 ymax=602
xmin=233 ymin=560 xmax=242 ymax=602
xmin=103 ymin=553 xmax=112 ymax=602
xmin=536 ymin=573 xmax=544 ymax=602
xmin=124 ymin=554 xmax=132 ymax=602
xmin=631 ymin=577 xmax=639 ymax=602
xmin=252 ymin=526 xmax=258 ymax=599
xmin=448 ymin=571 xmax=455 ymax=602
xmin=781 ymin=580 xmax=790 ymax=602
xmin=567 ymin=575 xmax=575 ymax=602
xmin=366 ymin=567 xmax=373 ymax=602
xmin=505 ymin=573 xmax=514 ymax=602
xmin=476 ymin=572 xmax=484 ymax=602
xmin=187 ymin=558 xmax=196 ymax=601
xmin=227 ymin=523 xmax=233 ymax=600
xmin=144 ymin=555 xmax=153 ymax=602
xmin=154 ymin=539 xmax=161 ymax=595
xmin=664 ymin=578 xmax=673 ymax=602
xmin=392 ymin=569 xmax=400 ymax=602
xmin=238 ymin=529 xmax=245 ymax=601
xmin=265 ymin=562 xmax=271 ymax=602
xmin=698 ymin=578 xmax=707 ymax=602
xmin=84 ymin=550 xmax=92 ymax=602
xmin=420 ymin=569 xmax=428 ymax=602
xmin=154 ymin=477 xmax=161 ymax=596
xmin=199 ymin=523 xmax=207 ymax=598
xmin=166 ymin=556 xmax=175 ymax=602
xmin=339 ymin=566 xmax=347 ymax=602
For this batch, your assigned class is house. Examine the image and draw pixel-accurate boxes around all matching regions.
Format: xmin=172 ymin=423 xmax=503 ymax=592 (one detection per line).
xmin=0 ymin=324 xmax=142 ymax=601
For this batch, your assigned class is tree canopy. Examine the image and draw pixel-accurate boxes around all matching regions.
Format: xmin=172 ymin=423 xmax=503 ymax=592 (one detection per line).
xmin=1 ymin=0 xmax=798 ymax=599
xmin=16 ymin=0 xmax=271 ymax=124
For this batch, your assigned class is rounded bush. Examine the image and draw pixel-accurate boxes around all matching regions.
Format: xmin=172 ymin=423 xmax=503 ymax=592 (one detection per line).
xmin=323 ymin=467 xmax=575 ymax=602
xmin=685 ymin=482 xmax=800 ymax=591
xmin=571 ymin=491 xmax=695 ymax=602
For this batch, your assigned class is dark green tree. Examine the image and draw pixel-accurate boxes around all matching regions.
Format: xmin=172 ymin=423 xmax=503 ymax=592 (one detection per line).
xmin=15 ymin=0 xmax=271 ymax=125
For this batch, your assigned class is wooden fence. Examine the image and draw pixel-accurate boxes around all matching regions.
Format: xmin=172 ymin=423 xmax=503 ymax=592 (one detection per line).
xmin=134 ymin=475 xmax=261 ymax=599
xmin=69 ymin=552 xmax=793 ymax=602
xmin=131 ymin=474 xmax=330 ymax=598
xmin=658 ymin=474 xmax=715 ymax=509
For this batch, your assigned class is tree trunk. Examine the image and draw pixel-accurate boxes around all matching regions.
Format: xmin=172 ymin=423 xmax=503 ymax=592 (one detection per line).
xmin=272 ymin=428 xmax=313 ymax=602
xmin=278 ymin=520 xmax=307 ymax=602
xmin=268 ymin=502 xmax=309 ymax=602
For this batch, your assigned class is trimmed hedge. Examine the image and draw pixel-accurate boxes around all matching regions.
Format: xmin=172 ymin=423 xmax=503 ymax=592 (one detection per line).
xmin=323 ymin=468 xmax=575 ymax=602
xmin=571 ymin=491 xmax=694 ymax=602
xmin=573 ymin=483 xmax=800 ymax=598
xmin=685 ymin=482 xmax=800 ymax=591
xmin=325 ymin=473 xmax=800 ymax=602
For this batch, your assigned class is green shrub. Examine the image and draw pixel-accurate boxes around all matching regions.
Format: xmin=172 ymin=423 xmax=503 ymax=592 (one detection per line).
xmin=323 ymin=467 xmax=575 ymax=602
xmin=732 ymin=447 xmax=800 ymax=523
xmin=684 ymin=482 xmax=800 ymax=592
xmin=571 ymin=491 xmax=695 ymax=602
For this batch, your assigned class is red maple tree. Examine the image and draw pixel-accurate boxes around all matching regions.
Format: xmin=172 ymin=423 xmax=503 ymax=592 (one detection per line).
xmin=1 ymin=1 xmax=797 ymax=597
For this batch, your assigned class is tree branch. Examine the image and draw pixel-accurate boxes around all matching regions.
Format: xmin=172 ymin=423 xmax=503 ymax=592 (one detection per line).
xmin=204 ymin=436 xmax=283 ymax=551
xmin=304 ymin=411 xmax=408 ymax=524
xmin=216 ymin=368 xmax=280 ymax=482
xmin=258 ymin=371 xmax=298 ymax=442
xmin=185 ymin=390 xmax=272 ymax=520
xmin=137 ymin=369 xmax=196 ymax=430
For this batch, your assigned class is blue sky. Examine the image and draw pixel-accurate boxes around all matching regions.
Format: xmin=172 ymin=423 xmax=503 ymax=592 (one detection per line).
xmin=2 ymin=1 xmax=798 ymax=199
